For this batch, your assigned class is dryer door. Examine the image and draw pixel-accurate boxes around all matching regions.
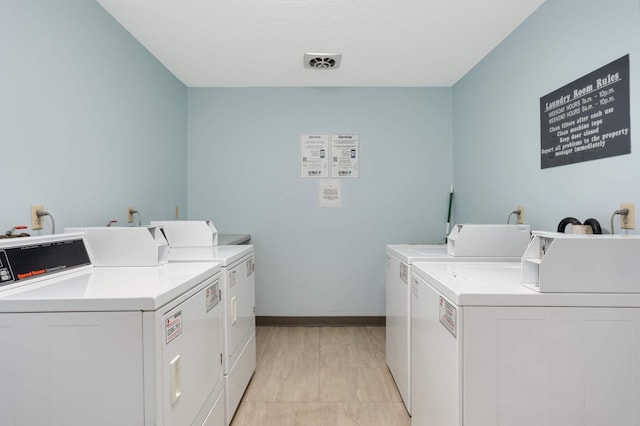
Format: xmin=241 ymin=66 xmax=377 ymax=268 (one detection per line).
xmin=160 ymin=277 xmax=223 ymax=426
xmin=225 ymin=254 xmax=255 ymax=366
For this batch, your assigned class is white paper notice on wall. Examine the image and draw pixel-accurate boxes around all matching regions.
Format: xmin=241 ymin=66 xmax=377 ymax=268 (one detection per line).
xmin=300 ymin=134 xmax=329 ymax=178
xmin=331 ymin=134 xmax=359 ymax=178
xmin=319 ymin=179 xmax=341 ymax=208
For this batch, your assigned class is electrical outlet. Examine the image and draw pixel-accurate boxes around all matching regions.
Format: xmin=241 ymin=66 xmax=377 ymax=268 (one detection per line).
xmin=127 ymin=206 xmax=134 ymax=223
xmin=621 ymin=203 xmax=635 ymax=229
xmin=517 ymin=205 xmax=525 ymax=224
xmin=31 ymin=205 xmax=44 ymax=230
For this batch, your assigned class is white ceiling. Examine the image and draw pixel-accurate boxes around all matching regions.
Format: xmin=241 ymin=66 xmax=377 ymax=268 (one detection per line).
xmin=96 ymin=0 xmax=545 ymax=87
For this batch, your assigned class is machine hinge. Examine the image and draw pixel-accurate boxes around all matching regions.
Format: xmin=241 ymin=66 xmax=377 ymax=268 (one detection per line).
xmin=220 ymin=353 xmax=222 ymax=365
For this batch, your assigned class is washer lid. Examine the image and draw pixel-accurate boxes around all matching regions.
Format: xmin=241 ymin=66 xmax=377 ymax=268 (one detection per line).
xmin=387 ymin=244 xmax=519 ymax=264
xmin=0 ymin=262 xmax=220 ymax=312
xmin=413 ymin=261 xmax=640 ymax=308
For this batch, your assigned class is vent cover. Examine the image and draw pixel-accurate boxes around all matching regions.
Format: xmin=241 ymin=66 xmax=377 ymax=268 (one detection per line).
xmin=304 ymin=53 xmax=341 ymax=69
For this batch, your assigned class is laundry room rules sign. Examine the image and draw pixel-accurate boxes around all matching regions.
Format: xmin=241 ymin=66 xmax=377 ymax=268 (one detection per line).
xmin=540 ymin=55 xmax=630 ymax=169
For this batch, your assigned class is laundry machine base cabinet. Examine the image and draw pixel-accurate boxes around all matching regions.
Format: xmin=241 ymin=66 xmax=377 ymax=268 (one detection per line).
xmin=203 ymin=390 xmax=226 ymax=426
xmin=412 ymin=274 xmax=640 ymax=426
xmin=225 ymin=330 xmax=256 ymax=424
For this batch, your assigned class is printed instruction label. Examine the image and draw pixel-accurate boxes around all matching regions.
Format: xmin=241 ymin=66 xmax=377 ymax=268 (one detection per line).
xmin=300 ymin=134 xmax=329 ymax=178
xmin=400 ymin=263 xmax=408 ymax=284
xmin=331 ymin=134 xmax=359 ymax=178
xmin=319 ymin=179 xmax=341 ymax=208
xmin=165 ymin=311 xmax=183 ymax=344
xmin=411 ymin=278 xmax=420 ymax=299
xmin=229 ymin=269 xmax=238 ymax=288
xmin=439 ymin=296 xmax=457 ymax=338
xmin=206 ymin=282 xmax=220 ymax=313
xmin=246 ymin=258 xmax=254 ymax=276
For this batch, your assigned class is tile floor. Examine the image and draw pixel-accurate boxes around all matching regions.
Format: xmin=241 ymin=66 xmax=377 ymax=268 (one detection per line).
xmin=231 ymin=326 xmax=411 ymax=426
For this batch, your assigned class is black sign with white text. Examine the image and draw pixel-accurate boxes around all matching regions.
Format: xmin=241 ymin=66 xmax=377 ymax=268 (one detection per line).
xmin=540 ymin=55 xmax=630 ymax=169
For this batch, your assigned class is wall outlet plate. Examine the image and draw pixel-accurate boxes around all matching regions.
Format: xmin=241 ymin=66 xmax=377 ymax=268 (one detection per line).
xmin=621 ymin=203 xmax=635 ymax=229
xmin=517 ymin=206 xmax=524 ymax=224
xmin=31 ymin=205 xmax=44 ymax=230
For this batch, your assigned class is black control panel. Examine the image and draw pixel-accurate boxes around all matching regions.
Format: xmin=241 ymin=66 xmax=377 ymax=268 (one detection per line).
xmin=0 ymin=250 xmax=12 ymax=285
xmin=0 ymin=238 xmax=91 ymax=288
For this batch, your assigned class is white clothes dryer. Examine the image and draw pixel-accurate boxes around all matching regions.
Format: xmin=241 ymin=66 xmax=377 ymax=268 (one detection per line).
xmin=165 ymin=245 xmax=255 ymax=426
xmin=0 ymin=234 xmax=225 ymax=426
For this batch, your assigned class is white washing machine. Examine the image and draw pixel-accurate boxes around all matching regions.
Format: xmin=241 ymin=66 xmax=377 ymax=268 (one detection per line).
xmin=0 ymin=234 xmax=225 ymax=426
xmin=385 ymin=244 xmax=522 ymax=414
xmin=411 ymin=261 xmax=640 ymax=426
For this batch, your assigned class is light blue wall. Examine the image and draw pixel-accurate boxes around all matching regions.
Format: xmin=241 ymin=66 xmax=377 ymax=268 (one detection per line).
xmin=188 ymin=88 xmax=452 ymax=316
xmin=0 ymin=1 xmax=187 ymax=234
xmin=11 ymin=0 xmax=634 ymax=317
xmin=452 ymin=0 xmax=640 ymax=232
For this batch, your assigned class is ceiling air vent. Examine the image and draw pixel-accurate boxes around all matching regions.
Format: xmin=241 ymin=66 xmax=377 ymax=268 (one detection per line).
xmin=304 ymin=53 xmax=341 ymax=69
